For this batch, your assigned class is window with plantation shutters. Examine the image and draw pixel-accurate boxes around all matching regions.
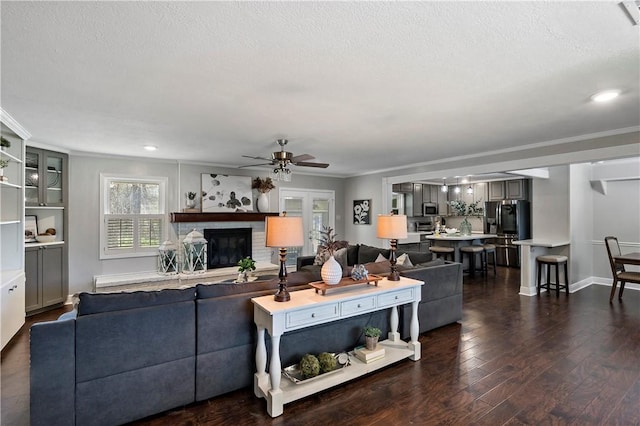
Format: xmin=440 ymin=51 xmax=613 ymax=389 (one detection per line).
xmin=100 ymin=174 xmax=167 ymax=259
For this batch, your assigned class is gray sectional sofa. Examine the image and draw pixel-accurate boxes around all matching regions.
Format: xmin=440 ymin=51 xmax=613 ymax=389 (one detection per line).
xmin=30 ymin=245 xmax=462 ymax=426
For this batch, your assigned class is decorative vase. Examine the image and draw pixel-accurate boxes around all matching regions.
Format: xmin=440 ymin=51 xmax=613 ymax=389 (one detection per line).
xmin=321 ymin=255 xmax=342 ymax=285
xmin=460 ymin=217 xmax=472 ymax=236
xmin=257 ymin=192 xmax=269 ymax=213
xmin=185 ymin=193 xmax=196 ymax=209
xmin=365 ymin=336 xmax=378 ymax=351
xmin=237 ymin=272 xmax=249 ymax=283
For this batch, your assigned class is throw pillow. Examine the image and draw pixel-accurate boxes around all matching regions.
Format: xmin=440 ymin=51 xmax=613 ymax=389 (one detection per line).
xmin=375 ymin=253 xmax=387 ymax=263
xmin=396 ymin=253 xmax=414 ymax=268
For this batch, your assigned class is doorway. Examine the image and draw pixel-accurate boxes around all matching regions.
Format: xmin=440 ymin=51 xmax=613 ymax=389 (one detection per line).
xmin=278 ymin=189 xmax=335 ymax=265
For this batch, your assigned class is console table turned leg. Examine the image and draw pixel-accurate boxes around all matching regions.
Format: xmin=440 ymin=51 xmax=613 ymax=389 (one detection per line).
xmin=388 ymin=306 xmax=401 ymax=342
xmin=408 ymin=300 xmax=421 ymax=361
xmin=267 ymin=334 xmax=283 ymax=417
xmin=254 ymin=326 xmax=268 ymax=398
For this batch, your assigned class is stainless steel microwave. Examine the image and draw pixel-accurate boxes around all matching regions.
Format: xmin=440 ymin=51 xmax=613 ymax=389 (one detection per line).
xmin=423 ymin=202 xmax=438 ymax=215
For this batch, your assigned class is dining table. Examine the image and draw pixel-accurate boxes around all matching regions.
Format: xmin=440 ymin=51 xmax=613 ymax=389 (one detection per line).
xmin=613 ymin=252 xmax=640 ymax=266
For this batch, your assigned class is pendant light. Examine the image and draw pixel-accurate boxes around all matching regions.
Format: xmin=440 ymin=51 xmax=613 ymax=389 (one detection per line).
xmin=441 ymin=178 xmax=448 ymax=193
xmin=466 ymin=185 xmax=473 ymax=194
xmin=454 ymin=178 xmax=461 ymax=194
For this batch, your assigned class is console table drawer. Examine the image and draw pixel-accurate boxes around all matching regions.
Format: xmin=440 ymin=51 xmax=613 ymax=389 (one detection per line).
xmin=341 ymin=296 xmax=376 ymax=316
xmin=286 ymin=303 xmax=339 ymax=328
xmin=377 ymin=288 xmax=414 ymax=307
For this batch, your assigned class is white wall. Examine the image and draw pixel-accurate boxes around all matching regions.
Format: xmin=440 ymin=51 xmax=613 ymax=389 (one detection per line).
xmin=343 ymin=175 xmax=385 ymax=247
xmin=569 ymin=164 xmax=594 ymax=283
xmin=591 ymin=178 xmax=640 ymax=278
xmin=531 ymin=165 xmax=570 ymax=241
xmin=68 ymin=155 xmax=344 ymax=294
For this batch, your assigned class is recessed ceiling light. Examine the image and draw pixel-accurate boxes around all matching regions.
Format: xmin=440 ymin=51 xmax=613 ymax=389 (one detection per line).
xmin=144 ymin=145 xmax=157 ymax=151
xmin=590 ymin=90 xmax=621 ymax=103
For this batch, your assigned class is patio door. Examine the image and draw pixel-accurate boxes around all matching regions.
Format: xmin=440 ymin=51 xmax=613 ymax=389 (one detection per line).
xmin=278 ymin=189 xmax=335 ymax=265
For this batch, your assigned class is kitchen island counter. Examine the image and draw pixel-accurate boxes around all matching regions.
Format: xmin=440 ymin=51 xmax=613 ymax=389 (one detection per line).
xmin=426 ymin=234 xmax=497 ymax=263
xmin=515 ymin=239 xmax=571 ymax=296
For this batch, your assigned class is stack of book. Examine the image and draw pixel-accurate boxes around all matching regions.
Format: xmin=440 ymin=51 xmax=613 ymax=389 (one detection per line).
xmin=354 ymin=345 xmax=385 ymax=363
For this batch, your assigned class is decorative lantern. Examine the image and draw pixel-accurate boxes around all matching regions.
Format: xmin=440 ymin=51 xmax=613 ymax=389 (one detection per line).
xmin=158 ymin=240 xmax=178 ymax=275
xmin=182 ymin=229 xmax=207 ymax=274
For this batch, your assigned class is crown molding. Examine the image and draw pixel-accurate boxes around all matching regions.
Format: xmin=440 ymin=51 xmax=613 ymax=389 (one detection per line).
xmin=0 ymin=108 xmax=32 ymax=140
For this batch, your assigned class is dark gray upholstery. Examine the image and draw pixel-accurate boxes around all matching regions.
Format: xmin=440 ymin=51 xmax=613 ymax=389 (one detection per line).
xmin=30 ymin=247 xmax=462 ymax=425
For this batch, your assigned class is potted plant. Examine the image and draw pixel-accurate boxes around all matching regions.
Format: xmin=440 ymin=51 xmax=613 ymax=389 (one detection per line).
xmin=317 ymin=226 xmax=343 ymax=285
xmin=0 ymin=158 xmax=8 ymax=182
xmin=185 ymin=191 xmax=197 ymax=209
xmin=0 ymin=137 xmax=10 ymax=151
xmin=363 ymin=326 xmax=382 ymax=350
xmin=448 ymin=200 xmax=484 ymax=235
xmin=237 ymin=256 xmax=256 ymax=282
xmin=252 ymin=177 xmax=275 ymax=212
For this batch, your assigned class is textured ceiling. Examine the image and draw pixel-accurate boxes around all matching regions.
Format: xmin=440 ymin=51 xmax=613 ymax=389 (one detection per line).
xmin=1 ymin=1 xmax=639 ymax=177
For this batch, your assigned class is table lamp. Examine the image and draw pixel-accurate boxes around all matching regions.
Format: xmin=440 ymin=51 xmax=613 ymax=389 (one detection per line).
xmin=377 ymin=213 xmax=408 ymax=281
xmin=265 ymin=212 xmax=304 ymax=302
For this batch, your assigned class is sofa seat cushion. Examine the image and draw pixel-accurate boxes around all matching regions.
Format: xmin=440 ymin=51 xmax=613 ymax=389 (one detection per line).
xmin=78 ymin=287 xmax=195 ymax=316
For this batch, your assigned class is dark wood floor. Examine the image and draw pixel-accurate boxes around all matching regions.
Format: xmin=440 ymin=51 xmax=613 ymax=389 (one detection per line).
xmin=2 ymin=267 xmax=639 ymax=425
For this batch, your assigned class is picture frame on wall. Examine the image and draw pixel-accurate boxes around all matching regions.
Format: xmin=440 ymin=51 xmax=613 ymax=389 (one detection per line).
xmin=353 ymin=199 xmax=371 ymax=225
xmin=201 ymin=174 xmax=253 ymax=212
xmin=25 ymin=215 xmax=38 ymax=242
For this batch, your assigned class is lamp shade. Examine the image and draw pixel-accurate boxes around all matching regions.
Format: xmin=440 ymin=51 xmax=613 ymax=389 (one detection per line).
xmin=376 ymin=214 xmax=408 ymax=239
xmin=265 ymin=215 xmax=304 ymax=247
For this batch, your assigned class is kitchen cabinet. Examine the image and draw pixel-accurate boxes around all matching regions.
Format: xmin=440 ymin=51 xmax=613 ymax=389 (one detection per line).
xmin=25 ymin=147 xmax=67 ymax=207
xmin=25 ymin=244 xmax=66 ymax=314
xmin=489 ymin=179 xmax=529 ymax=201
xmin=422 ymin=184 xmax=439 ymax=203
xmin=412 ymin=183 xmax=423 ymax=217
xmin=474 ymin=182 xmax=487 ymax=205
xmin=506 ymin=179 xmax=528 ymax=200
xmin=392 ymin=182 xmax=413 ymax=193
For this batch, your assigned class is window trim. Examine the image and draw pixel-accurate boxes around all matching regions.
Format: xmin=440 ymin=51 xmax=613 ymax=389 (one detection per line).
xmin=99 ymin=173 xmax=168 ymax=260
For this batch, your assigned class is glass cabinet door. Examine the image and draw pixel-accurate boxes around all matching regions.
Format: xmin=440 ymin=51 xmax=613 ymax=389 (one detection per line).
xmin=25 ymin=148 xmax=66 ymax=207
xmin=24 ymin=150 xmax=40 ymax=206
xmin=46 ymin=154 xmax=64 ymax=205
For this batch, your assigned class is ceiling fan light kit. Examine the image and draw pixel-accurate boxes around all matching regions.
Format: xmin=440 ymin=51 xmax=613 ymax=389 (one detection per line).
xmin=240 ymin=138 xmax=329 ymax=181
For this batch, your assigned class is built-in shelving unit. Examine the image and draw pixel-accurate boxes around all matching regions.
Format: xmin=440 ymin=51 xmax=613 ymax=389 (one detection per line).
xmin=24 ymin=146 xmax=69 ymax=315
xmin=1 ymin=109 xmax=29 ymax=349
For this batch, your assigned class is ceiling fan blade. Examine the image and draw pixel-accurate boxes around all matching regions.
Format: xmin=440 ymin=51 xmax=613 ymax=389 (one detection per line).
xmin=242 ymin=155 xmax=273 ymax=162
xmin=294 ymin=161 xmax=330 ymax=168
xmin=291 ymin=153 xmax=315 ymax=163
xmin=238 ymin=162 xmax=273 ymax=168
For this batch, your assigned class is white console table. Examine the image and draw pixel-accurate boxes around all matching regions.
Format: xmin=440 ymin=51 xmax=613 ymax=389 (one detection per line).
xmin=252 ymin=276 xmax=423 ymax=417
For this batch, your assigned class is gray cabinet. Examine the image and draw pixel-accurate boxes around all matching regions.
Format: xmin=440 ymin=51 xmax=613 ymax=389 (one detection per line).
xmin=25 ymin=147 xmax=67 ymax=207
xmin=488 ymin=181 xmax=506 ymax=201
xmin=412 ymin=184 xmax=423 ymax=217
xmin=24 ymin=146 xmax=68 ymax=315
xmin=25 ymin=244 xmax=66 ymax=314
xmin=489 ymin=179 xmax=529 ymax=201
xmin=422 ymin=184 xmax=439 ymax=203
xmin=392 ymin=182 xmax=412 ymax=193
xmin=474 ymin=182 xmax=487 ymax=205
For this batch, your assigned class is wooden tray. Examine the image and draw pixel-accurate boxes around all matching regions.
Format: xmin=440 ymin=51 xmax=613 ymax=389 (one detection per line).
xmin=309 ymin=274 xmax=383 ymax=295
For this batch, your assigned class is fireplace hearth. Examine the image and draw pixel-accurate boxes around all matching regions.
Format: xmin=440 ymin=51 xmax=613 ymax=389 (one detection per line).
xmin=204 ymin=228 xmax=253 ymax=269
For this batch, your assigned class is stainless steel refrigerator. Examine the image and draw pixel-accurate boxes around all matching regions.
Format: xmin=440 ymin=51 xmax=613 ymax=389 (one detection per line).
xmin=484 ymin=200 xmax=531 ymax=267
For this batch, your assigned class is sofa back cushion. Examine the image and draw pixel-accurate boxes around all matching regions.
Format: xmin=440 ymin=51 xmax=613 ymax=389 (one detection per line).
xmin=196 ymin=271 xmax=316 ymax=299
xmin=396 ymin=250 xmax=433 ymax=265
xmin=358 ymin=244 xmax=390 ymax=264
xmin=77 ymin=287 xmax=196 ymax=316
xmin=75 ymin=301 xmax=196 ymax=383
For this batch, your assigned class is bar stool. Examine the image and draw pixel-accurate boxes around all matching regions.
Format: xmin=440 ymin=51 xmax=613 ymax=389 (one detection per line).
xmin=536 ymin=255 xmax=569 ymax=297
xmin=460 ymin=245 xmax=484 ymax=277
xmin=483 ymin=244 xmax=497 ymax=274
xmin=429 ymin=245 xmax=454 ymax=261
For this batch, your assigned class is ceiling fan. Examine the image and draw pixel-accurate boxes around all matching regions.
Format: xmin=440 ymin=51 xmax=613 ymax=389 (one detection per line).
xmin=240 ymin=139 xmax=330 ymax=171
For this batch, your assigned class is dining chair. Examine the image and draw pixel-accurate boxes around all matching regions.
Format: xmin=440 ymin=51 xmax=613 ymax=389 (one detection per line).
xmin=604 ymin=236 xmax=640 ymax=302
